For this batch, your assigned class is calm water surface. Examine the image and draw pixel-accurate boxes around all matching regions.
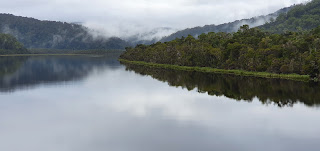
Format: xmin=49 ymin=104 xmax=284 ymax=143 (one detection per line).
xmin=0 ymin=55 xmax=319 ymax=151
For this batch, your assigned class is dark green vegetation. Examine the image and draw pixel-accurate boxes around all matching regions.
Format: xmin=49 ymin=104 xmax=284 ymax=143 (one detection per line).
xmin=0 ymin=14 xmax=127 ymax=50
xmin=121 ymin=0 xmax=320 ymax=81
xmin=0 ymin=33 xmax=29 ymax=54
xmin=159 ymin=7 xmax=291 ymax=42
xmin=123 ymin=63 xmax=320 ymax=107
xmin=260 ymin=0 xmax=320 ymax=33
xmin=120 ymin=25 xmax=320 ymax=81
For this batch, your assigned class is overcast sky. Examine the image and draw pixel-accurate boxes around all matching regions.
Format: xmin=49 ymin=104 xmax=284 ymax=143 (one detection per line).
xmin=0 ymin=0 xmax=310 ymax=37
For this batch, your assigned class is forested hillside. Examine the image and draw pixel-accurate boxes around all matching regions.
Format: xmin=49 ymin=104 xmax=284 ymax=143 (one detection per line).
xmin=120 ymin=25 xmax=320 ymax=80
xmin=0 ymin=33 xmax=28 ymax=54
xmin=0 ymin=14 xmax=127 ymax=50
xmin=260 ymin=0 xmax=320 ymax=33
xmin=159 ymin=7 xmax=291 ymax=42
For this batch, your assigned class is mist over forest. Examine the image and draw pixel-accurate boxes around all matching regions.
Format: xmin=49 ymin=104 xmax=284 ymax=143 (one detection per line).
xmin=0 ymin=4 xmax=301 ymax=50
xmin=0 ymin=0 xmax=310 ymax=51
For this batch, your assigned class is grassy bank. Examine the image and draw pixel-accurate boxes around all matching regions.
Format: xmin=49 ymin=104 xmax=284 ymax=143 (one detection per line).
xmin=119 ymin=59 xmax=311 ymax=82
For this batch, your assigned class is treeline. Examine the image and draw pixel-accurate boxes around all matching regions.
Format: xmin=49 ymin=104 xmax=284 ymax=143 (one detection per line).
xmin=120 ymin=25 xmax=320 ymax=79
xmin=0 ymin=14 xmax=127 ymax=50
xmin=260 ymin=0 xmax=320 ymax=33
xmin=0 ymin=33 xmax=28 ymax=54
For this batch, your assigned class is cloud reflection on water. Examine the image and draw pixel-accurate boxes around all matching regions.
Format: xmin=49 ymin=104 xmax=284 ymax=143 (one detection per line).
xmin=0 ymin=56 xmax=319 ymax=151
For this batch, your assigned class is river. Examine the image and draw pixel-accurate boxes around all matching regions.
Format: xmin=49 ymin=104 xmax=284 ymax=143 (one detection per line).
xmin=0 ymin=54 xmax=319 ymax=151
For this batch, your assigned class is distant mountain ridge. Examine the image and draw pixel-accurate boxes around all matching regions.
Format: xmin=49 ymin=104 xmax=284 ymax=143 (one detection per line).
xmin=159 ymin=6 xmax=292 ymax=42
xmin=0 ymin=14 xmax=128 ymax=50
xmin=259 ymin=0 xmax=320 ymax=33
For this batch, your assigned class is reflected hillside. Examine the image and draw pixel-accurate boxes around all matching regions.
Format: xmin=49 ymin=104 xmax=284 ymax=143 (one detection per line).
xmin=0 ymin=57 xmax=27 ymax=77
xmin=0 ymin=54 xmax=122 ymax=92
xmin=123 ymin=63 xmax=320 ymax=107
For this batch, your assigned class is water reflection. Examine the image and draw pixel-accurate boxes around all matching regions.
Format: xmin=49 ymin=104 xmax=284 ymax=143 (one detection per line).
xmin=122 ymin=63 xmax=320 ymax=107
xmin=0 ymin=54 xmax=121 ymax=92
xmin=0 ymin=56 xmax=319 ymax=151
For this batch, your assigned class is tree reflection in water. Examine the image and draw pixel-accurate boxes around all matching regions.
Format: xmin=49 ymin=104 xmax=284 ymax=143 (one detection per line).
xmin=0 ymin=54 xmax=121 ymax=92
xmin=123 ymin=63 xmax=320 ymax=108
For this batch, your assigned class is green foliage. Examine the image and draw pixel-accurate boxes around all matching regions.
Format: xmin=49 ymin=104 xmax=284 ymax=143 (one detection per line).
xmin=120 ymin=25 xmax=320 ymax=81
xmin=260 ymin=0 xmax=320 ymax=33
xmin=0 ymin=33 xmax=28 ymax=54
xmin=0 ymin=14 xmax=127 ymax=50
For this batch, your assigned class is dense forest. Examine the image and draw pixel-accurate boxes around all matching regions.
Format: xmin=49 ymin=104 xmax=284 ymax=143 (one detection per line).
xmin=260 ymin=0 xmax=320 ymax=33
xmin=0 ymin=14 xmax=127 ymax=50
xmin=120 ymin=25 xmax=320 ymax=80
xmin=0 ymin=33 xmax=28 ymax=54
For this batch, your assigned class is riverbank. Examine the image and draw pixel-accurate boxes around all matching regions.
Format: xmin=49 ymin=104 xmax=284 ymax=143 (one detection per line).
xmin=119 ymin=59 xmax=311 ymax=82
